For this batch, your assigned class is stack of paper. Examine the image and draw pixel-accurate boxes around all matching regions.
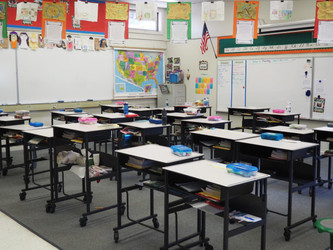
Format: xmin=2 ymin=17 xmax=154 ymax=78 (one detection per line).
xmin=270 ymin=149 xmax=287 ymax=160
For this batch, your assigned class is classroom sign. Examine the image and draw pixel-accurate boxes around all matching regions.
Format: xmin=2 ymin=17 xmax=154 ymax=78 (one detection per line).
xmin=114 ymin=49 xmax=164 ymax=97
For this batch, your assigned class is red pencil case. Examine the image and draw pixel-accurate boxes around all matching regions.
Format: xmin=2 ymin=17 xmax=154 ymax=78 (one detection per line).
xmin=125 ymin=114 xmax=139 ymax=118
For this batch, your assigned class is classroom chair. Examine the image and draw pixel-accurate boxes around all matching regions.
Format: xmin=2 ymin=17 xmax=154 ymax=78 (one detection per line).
xmin=314 ymin=218 xmax=333 ymax=250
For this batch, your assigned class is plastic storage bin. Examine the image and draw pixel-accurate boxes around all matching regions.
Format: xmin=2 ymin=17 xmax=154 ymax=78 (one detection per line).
xmin=171 ymin=145 xmax=192 ymax=156
xmin=261 ymin=132 xmax=283 ymax=141
xmin=226 ymin=163 xmax=258 ymax=177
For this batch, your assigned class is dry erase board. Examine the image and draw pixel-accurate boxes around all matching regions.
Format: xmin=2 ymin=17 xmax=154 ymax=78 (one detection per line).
xmin=17 ymin=49 xmax=113 ymax=104
xmin=0 ymin=50 xmax=18 ymax=105
xmin=217 ymin=57 xmax=313 ymax=119
xmin=312 ymin=57 xmax=333 ymax=121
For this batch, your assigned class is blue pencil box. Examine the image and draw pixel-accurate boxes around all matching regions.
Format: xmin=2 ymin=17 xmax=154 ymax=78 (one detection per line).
xmin=30 ymin=122 xmax=44 ymax=127
xmin=171 ymin=145 xmax=192 ymax=156
xmin=226 ymin=163 xmax=258 ymax=177
xmin=261 ymin=132 xmax=283 ymax=141
xmin=149 ymin=118 xmax=162 ymax=124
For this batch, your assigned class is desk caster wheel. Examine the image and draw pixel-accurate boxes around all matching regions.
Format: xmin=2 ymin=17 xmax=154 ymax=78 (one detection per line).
xmin=79 ymin=217 xmax=87 ymax=227
xmin=114 ymin=230 xmax=119 ymax=243
xmin=46 ymin=203 xmax=56 ymax=213
xmin=284 ymin=228 xmax=291 ymax=241
xmin=19 ymin=192 xmax=26 ymax=201
xmin=2 ymin=169 xmax=8 ymax=176
xmin=205 ymin=243 xmax=213 ymax=250
xmin=152 ymin=217 xmax=159 ymax=229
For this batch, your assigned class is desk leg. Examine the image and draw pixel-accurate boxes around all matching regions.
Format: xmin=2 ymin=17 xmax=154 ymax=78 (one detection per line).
xmin=115 ymin=160 xmax=122 ymax=243
xmin=261 ymin=179 xmax=267 ymax=250
xmin=167 ymin=126 xmax=171 ymax=146
xmin=223 ymin=190 xmax=230 ymax=250
xmin=0 ymin=137 xmax=2 ymax=175
xmin=164 ymin=172 xmax=169 ymax=249
xmin=181 ymin=122 xmax=185 ymax=145
xmin=311 ymin=147 xmax=317 ymax=218
xmin=287 ymin=155 xmax=293 ymax=228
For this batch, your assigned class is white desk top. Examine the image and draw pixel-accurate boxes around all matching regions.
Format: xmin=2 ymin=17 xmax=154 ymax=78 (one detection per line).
xmin=238 ymin=137 xmax=318 ymax=151
xmin=51 ymin=111 xmax=87 ymax=115
xmin=128 ymin=107 xmax=160 ymax=111
xmin=164 ymin=160 xmax=269 ymax=187
xmin=93 ymin=112 xmax=136 ymax=119
xmin=156 ymin=107 xmax=175 ymax=111
xmin=119 ymin=120 xmax=170 ymax=129
xmin=166 ymin=112 xmax=204 ymax=119
xmin=0 ymin=113 xmax=8 ymax=116
xmin=255 ymin=111 xmax=301 ymax=116
xmin=191 ymin=128 xmax=259 ymax=141
xmin=101 ymin=104 xmax=124 ymax=108
xmin=181 ymin=118 xmax=231 ymax=125
xmin=0 ymin=124 xmax=50 ymax=132
xmin=262 ymin=126 xmax=314 ymax=135
xmin=0 ymin=116 xmax=30 ymax=122
xmin=67 ymin=114 xmax=92 ymax=118
xmin=52 ymin=123 xmax=119 ymax=132
xmin=23 ymin=127 xmax=54 ymax=138
xmin=313 ymin=126 xmax=333 ymax=133
xmin=228 ymin=106 xmax=270 ymax=111
xmin=116 ymin=144 xmax=203 ymax=164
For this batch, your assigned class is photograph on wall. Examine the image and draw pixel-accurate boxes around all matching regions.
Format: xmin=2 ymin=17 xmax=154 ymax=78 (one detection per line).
xmin=114 ymin=49 xmax=164 ymax=97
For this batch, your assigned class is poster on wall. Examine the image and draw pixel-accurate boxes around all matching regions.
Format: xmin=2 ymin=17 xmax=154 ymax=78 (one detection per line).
xmin=114 ymin=49 xmax=164 ymax=98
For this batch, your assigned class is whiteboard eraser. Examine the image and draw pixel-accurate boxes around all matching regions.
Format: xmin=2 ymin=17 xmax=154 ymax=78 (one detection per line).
xmin=58 ymin=100 xmax=64 ymax=103
xmin=87 ymin=99 xmax=93 ymax=101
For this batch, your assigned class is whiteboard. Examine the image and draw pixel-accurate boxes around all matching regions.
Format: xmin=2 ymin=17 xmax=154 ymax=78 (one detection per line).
xmin=17 ymin=49 xmax=113 ymax=104
xmin=0 ymin=49 xmax=18 ymax=104
xmin=312 ymin=57 xmax=333 ymax=121
xmin=246 ymin=58 xmax=313 ymax=119
xmin=217 ymin=61 xmax=232 ymax=112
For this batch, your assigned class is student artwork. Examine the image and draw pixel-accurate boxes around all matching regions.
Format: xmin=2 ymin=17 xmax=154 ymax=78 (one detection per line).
xmin=0 ymin=38 xmax=8 ymax=48
xmin=74 ymin=1 xmax=98 ymax=22
xmin=29 ymin=32 xmax=38 ymax=50
xmin=270 ymin=0 xmax=293 ymax=20
xmin=8 ymin=0 xmax=17 ymax=8
xmin=9 ymin=31 xmax=19 ymax=49
xmin=88 ymin=37 xmax=94 ymax=51
xmin=135 ymin=2 xmax=157 ymax=21
xmin=202 ymin=1 xmax=224 ymax=21
xmin=0 ymin=2 xmax=7 ymax=41
xmin=38 ymin=33 xmax=45 ymax=48
xmin=34 ymin=0 xmax=43 ymax=11
xmin=16 ymin=2 xmax=38 ymax=22
xmin=233 ymin=1 xmax=259 ymax=40
xmin=0 ymin=2 xmax=5 ymax=20
xmin=195 ymin=77 xmax=213 ymax=95
xmin=314 ymin=0 xmax=333 ymax=40
xmin=81 ymin=37 xmax=88 ymax=51
xmin=66 ymin=34 xmax=73 ymax=51
xmin=108 ymin=21 xmax=125 ymax=44
xmin=72 ymin=16 xmax=81 ymax=29
xmin=313 ymin=96 xmax=326 ymax=113
xmin=46 ymin=41 xmax=54 ymax=49
xmin=19 ymin=32 xmax=29 ymax=49
xmin=94 ymin=38 xmax=100 ymax=51
xmin=167 ymin=2 xmax=191 ymax=40
xmin=99 ymin=38 xmax=108 ymax=50
xmin=74 ymin=36 xmax=81 ymax=50
xmin=42 ymin=2 xmax=67 ymax=41
xmin=105 ymin=2 xmax=129 ymax=40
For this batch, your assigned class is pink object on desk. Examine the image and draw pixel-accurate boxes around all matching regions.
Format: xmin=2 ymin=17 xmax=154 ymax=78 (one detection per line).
xmin=208 ymin=116 xmax=222 ymax=121
xmin=272 ymin=109 xmax=285 ymax=113
xmin=78 ymin=117 xmax=98 ymax=124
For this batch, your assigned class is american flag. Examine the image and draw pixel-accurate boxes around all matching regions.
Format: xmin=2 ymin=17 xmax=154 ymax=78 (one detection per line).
xmin=200 ymin=22 xmax=210 ymax=54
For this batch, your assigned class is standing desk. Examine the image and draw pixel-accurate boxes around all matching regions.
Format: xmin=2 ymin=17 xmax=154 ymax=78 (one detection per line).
xmin=93 ymin=112 xmax=138 ymax=124
xmin=174 ymin=105 xmax=212 ymax=116
xmin=0 ymin=113 xmax=9 ymax=117
xmin=20 ymin=128 xmax=55 ymax=201
xmin=313 ymin=126 xmax=333 ymax=189
xmin=0 ymin=124 xmax=49 ymax=176
xmin=0 ymin=116 xmax=31 ymax=126
xmin=227 ymin=107 xmax=270 ymax=132
xmin=164 ymin=160 xmax=270 ymax=250
xmin=180 ymin=118 xmax=232 ymax=145
xmin=191 ymin=129 xmax=259 ymax=160
xmin=261 ymin=126 xmax=314 ymax=142
xmin=100 ymin=104 xmax=133 ymax=113
xmin=236 ymin=137 xmax=319 ymax=241
xmin=254 ymin=112 xmax=301 ymax=132
xmin=126 ymin=107 xmax=161 ymax=118
xmin=118 ymin=121 xmax=171 ymax=146
xmin=50 ymin=111 xmax=87 ymax=125
xmin=114 ymin=144 xmax=204 ymax=245
xmin=47 ymin=123 xmax=121 ymax=226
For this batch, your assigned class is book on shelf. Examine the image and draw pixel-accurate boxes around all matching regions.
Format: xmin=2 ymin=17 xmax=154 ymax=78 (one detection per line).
xmin=28 ymin=136 xmax=45 ymax=145
xmin=190 ymin=201 xmax=224 ymax=215
xmin=126 ymin=156 xmax=153 ymax=169
xmin=229 ymin=210 xmax=261 ymax=223
xmin=175 ymin=181 xmax=203 ymax=193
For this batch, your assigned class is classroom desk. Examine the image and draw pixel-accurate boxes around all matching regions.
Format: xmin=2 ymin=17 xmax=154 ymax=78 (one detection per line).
xmin=254 ymin=112 xmax=301 ymax=132
xmin=0 ymin=113 xmax=9 ymax=117
xmin=261 ymin=126 xmax=314 ymax=142
xmin=236 ymin=137 xmax=319 ymax=241
xmin=0 ymin=116 xmax=31 ymax=126
xmin=20 ymin=128 xmax=55 ymax=201
xmin=118 ymin=120 xmax=171 ymax=146
xmin=227 ymin=107 xmax=270 ymax=132
xmin=174 ymin=105 xmax=212 ymax=116
xmin=126 ymin=107 xmax=161 ymax=118
xmin=93 ymin=112 xmax=138 ymax=124
xmin=47 ymin=123 xmax=121 ymax=226
xmin=0 ymin=124 xmax=49 ymax=176
xmin=191 ymin=128 xmax=259 ymax=161
xmin=180 ymin=118 xmax=232 ymax=145
xmin=50 ymin=111 xmax=88 ymax=125
xmin=313 ymin=126 xmax=333 ymax=189
xmin=114 ymin=144 xmax=204 ymax=245
xmin=164 ymin=160 xmax=270 ymax=250
xmin=100 ymin=104 xmax=133 ymax=113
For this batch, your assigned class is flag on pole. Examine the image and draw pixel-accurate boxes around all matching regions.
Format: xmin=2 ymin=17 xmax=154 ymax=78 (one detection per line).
xmin=200 ymin=22 xmax=210 ymax=54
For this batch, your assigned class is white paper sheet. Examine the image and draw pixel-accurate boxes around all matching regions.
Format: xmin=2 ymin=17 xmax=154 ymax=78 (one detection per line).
xmin=74 ymin=1 xmax=98 ymax=22
xmin=171 ymin=21 xmax=188 ymax=44
xmin=270 ymin=0 xmax=293 ymax=20
xmin=108 ymin=21 xmax=125 ymax=45
xmin=236 ymin=21 xmax=254 ymax=44
xmin=74 ymin=36 xmax=81 ymax=50
xmin=45 ymin=21 xmax=63 ymax=43
xmin=0 ymin=22 xmax=3 ymax=43
xmin=202 ymin=1 xmax=224 ymax=21
xmin=135 ymin=2 xmax=157 ymax=21
xmin=70 ymin=165 xmax=86 ymax=178
xmin=317 ymin=21 xmax=333 ymax=45
xmin=16 ymin=2 xmax=38 ymax=22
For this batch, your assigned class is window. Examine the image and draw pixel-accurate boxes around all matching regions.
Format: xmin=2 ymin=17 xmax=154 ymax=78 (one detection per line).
xmin=128 ymin=9 xmax=161 ymax=32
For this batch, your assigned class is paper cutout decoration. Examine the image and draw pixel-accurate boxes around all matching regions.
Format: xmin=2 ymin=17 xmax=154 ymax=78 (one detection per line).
xmin=0 ymin=2 xmax=7 ymax=40
xmin=19 ymin=32 xmax=29 ymax=49
xmin=88 ymin=37 xmax=94 ymax=51
xmin=16 ymin=2 xmax=38 ymax=22
xmin=74 ymin=36 xmax=81 ymax=50
xmin=38 ymin=34 xmax=45 ymax=48
xmin=136 ymin=2 xmax=157 ymax=21
xmin=202 ymin=1 xmax=224 ymax=21
xmin=42 ymin=2 xmax=66 ymax=21
xmin=0 ymin=38 xmax=8 ymax=48
xmin=30 ymin=32 xmax=38 ymax=50
xmin=8 ymin=0 xmax=17 ymax=8
xmin=9 ymin=31 xmax=19 ymax=49
xmin=167 ymin=2 xmax=191 ymax=40
xmin=270 ymin=0 xmax=293 ymax=20
xmin=233 ymin=1 xmax=259 ymax=39
xmin=105 ymin=2 xmax=129 ymax=20
xmin=100 ymin=38 xmax=108 ymax=50
xmin=314 ymin=0 xmax=333 ymax=38
xmin=94 ymin=38 xmax=100 ymax=51
xmin=195 ymin=77 xmax=213 ymax=95
xmin=74 ymin=1 xmax=98 ymax=22
xmin=66 ymin=35 xmax=73 ymax=51
xmin=42 ymin=2 xmax=66 ymax=40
